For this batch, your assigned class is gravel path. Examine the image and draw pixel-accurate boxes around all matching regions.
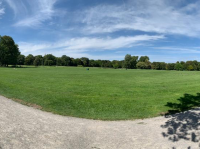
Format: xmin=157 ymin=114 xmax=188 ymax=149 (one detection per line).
xmin=0 ymin=95 xmax=200 ymax=149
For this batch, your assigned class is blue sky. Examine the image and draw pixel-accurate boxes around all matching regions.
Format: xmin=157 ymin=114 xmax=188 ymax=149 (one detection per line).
xmin=1 ymin=0 xmax=200 ymax=62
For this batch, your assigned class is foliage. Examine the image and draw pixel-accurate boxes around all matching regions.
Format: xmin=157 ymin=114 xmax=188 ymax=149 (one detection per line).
xmin=44 ymin=60 xmax=54 ymax=66
xmin=152 ymin=62 xmax=167 ymax=70
xmin=101 ymin=60 xmax=112 ymax=68
xmin=136 ymin=60 xmax=151 ymax=69
xmin=61 ymin=55 xmax=72 ymax=66
xmin=35 ymin=55 xmax=43 ymax=65
xmin=124 ymin=54 xmax=138 ymax=69
xmin=166 ymin=63 xmax=175 ymax=70
xmin=174 ymin=62 xmax=183 ymax=71
xmin=124 ymin=54 xmax=132 ymax=69
xmin=17 ymin=54 xmax=25 ymax=65
xmin=44 ymin=54 xmax=56 ymax=66
xmin=34 ymin=55 xmax=43 ymax=66
xmin=0 ymin=35 xmax=20 ymax=66
xmin=187 ymin=65 xmax=194 ymax=71
xmin=56 ymin=57 xmax=62 ymax=66
xmin=80 ymin=57 xmax=89 ymax=67
xmin=136 ymin=62 xmax=146 ymax=69
xmin=112 ymin=60 xmax=119 ymax=69
xmin=25 ymin=54 xmax=35 ymax=65
xmin=139 ymin=56 xmax=149 ymax=62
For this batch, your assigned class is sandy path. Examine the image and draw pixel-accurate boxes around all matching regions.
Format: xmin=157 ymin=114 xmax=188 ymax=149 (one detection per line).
xmin=0 ymin=95 xmax=200 ymax=149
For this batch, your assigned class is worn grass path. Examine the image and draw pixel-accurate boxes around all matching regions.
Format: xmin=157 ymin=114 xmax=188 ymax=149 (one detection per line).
xmin=0 ymin=95 xmax=200 ymax=149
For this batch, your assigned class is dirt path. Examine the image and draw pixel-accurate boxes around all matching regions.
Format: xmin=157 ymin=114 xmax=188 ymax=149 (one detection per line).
xmin=0 ymin=95 xmax=200 ymax=149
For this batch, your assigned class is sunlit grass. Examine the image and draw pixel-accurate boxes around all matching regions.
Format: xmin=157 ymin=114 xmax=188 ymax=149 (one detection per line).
xmin=0 ymin=67 xmax=200 ymax=120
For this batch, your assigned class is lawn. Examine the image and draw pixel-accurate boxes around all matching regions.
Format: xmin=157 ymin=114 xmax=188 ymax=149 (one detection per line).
xmin=0 ymin=66 xmax=200 ymax=120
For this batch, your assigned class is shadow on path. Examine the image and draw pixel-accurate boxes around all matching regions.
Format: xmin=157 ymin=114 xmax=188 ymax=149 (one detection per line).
xmin=161 ymin=93 xmax=200 ymax=148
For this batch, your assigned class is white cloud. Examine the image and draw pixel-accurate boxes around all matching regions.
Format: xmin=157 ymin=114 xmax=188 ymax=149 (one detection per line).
xmin=80 ymin=0 xmax=200 ymax=37
xmin=153 ymin=46 xmax=200 ymax=54
xmin=0 ymin=1 xmax=5 ymax=17
xmin=18 ymin=35 xmax=164 ymax=58
xmin=59 ymin=35 xmax=164 ymax=51
xmin=5 ymin=0 xmax=57 ymax=27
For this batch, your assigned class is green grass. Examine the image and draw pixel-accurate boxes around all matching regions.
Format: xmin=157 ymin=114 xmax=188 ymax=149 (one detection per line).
xmin=0 ymin=66 xmax=200 ymax=120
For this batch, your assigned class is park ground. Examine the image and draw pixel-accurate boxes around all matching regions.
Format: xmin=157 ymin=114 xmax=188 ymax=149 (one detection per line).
xmin=0 ymin=95 xmax=200 ymax=149
xmin=0 ymin=67 xmax=200 ymax=120
xmin=0 ymin=66 xmax=200 ymax=120
xmin=1 ymin=67 xmax=200 ymax=148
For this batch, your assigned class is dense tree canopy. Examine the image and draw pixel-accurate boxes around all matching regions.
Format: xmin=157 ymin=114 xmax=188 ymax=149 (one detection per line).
xmin=124 ymin=54 xmax=138 ymax=69
xmin=61 ymin=55 xmax=72 ymax=66
xmin=17 ymin=54 xmax=25 ymax=65
xmin=139 ymin=56 xmax=149 ymax=62
xmin=12 ymin=52 xmax=200 ymax=72
xmin=34 ymin=55 xmax=43 ymax=66
xmin=25 ymin=54 xmax=35 ymax=65
xmin=44 ymin=54 xmax=56 ymax=66
xmin=0 ymin=36 xmax=20 ymax=66
xmin=80 ymin=57 xmax=89 ymax=67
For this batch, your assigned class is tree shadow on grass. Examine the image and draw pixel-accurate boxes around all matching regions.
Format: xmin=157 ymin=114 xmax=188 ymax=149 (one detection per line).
xmin=2 ymin=66 xmax=37 ymax=69
xmin=161 ymin=93 xmax=200 ymax=148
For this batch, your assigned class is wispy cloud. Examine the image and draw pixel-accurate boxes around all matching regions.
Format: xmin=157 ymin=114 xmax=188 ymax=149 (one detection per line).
xmin=18 ymin=35 xmax=164 ymax=57
xmin=79 ymin=0 xmax=200 ymax=37
xmin=5 ymin=0 xmax=57 ymax=27
xmin=153 ymin=46 xmax=200 ymax=53
xmin=0 ymin=1 xmax=5 ymax=17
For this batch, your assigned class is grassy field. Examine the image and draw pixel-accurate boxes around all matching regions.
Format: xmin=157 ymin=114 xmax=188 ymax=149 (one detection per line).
xmin=0 ymin=66 xmax=200 ymax=120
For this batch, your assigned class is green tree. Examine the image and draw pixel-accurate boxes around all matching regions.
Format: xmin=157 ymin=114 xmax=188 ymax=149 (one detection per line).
xmin=196 ymin=62 xmax=200 ymax=71
xmin=71 ymin=58 xmax=77 ymax=66
xmin=56 ymin=58 xmax=62 ymax=66
xmin=136 ymin=59 xmax=151 ymax=69
xmin=25 ymin=54 xmax=35 ymax=65
xmin=187 ymin=65 xmax=194 ymax=71
xmin=124 ymin=54 xmax=132 ymax=69
xmin=80 ymin=57 xmax=89 ymax=67
xmin=152 ymin=62 xmax=166 ymax=70
xmin=89 ymin=59 xmax=96 ymax=67
xmin=166 ymin=63 xmax=175 ymax=70
xmin=174 ymin=63 xmax=183 ymax=71
xmin=34 ymin=55 xmax=43 ymax=66
xmin=124 ymin=54 xmax=139 ymax=69
xmin=96 ymin=60 xmax=102 ymax=67
xmin=118 ymin=60 xmax=124 ymax=68
xmin=139 ymin=56 xmax=149 ymax=62
xmin=33 ymin=57 xmax=41 ymax=66
xmin=136 ymin=62 xmax=146 ymax=69
xmin=101 ymin=60 xmax=112 ymax=68
xmin=0 ymin=35 xmax=20 ymax=66
xmin=17 ymin=54 xmax=25 ymax=65
xmin=44 ymin=60 xmax=53 ymax=66
xmin=130 ymin=56 xmax=138 ymax=69
xmin=61 ymin=55 xmax=71 ymax=66
xmin=184 ymin=61 xmax=197 ymax=71
xmin=75 ymin=58 xmax=83 ymax=66
xmin=112 ymin=60 xmax=119 ymax=69
xmin=44 ymin=54 xmax=56 ymax=66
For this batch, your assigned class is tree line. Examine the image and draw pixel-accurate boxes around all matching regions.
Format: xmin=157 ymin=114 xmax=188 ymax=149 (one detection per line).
xmin=15 ymin=52 xmax=200 ymax=71
xmin=1 ymin=35 xmax=200 ymax=71
xmin=124 ymin=55 xmax=200 ymax=71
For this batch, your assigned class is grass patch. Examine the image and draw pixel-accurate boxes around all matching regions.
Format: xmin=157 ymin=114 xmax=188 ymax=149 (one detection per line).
xmin=0 ymin=67 xmax=200 ymax=120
